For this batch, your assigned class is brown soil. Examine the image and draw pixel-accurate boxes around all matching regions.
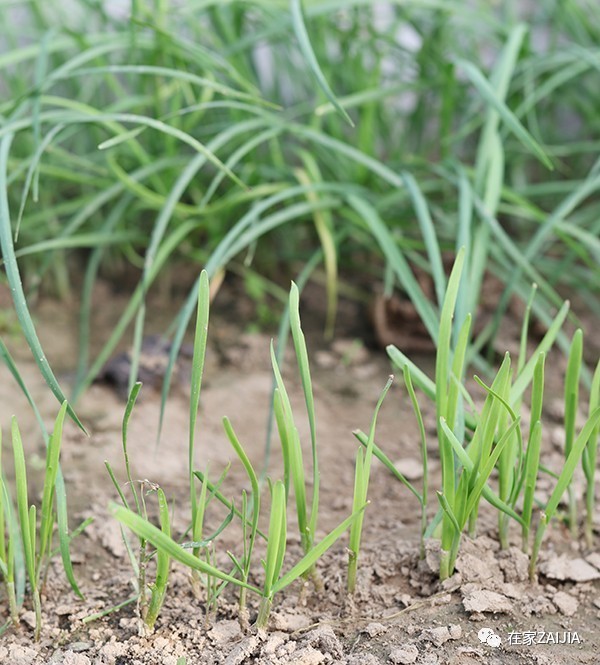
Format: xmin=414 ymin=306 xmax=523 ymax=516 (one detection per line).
xmin=1 ymin=281 xmax=599 ymax=664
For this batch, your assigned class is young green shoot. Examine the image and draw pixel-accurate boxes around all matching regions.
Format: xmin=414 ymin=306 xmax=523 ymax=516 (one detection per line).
xmin=402 ymin=365 xmax=429 ymax=558
xmin=520 ymin=353 xmax=545 ymax=553
xmin=112 ymin=503 xmax=260 ymax=593
xmin=0 ymin=429 xmax=19 ymax=630
xmin=289 ymin=281 xmax=321 ymax=584
xmin=270 ymin=346 xmax=309 ymax=553
xmin=497 ymin=286 xmax=538 ymax=549
xmin=529 ymin=406 xmax=600 ymax=580
xmin=256 ymin=479 xmax=369 ymax=628
xmin=143 ymin=488 xmax=170 ymax=632
xmin=191 ymin=462 xmax=210 ymax=600
xmin=496 ymin=384 xmax=522 ymax=550
xmin=9 ymin=401 xmax=68 ymax=640
xmin=583 ymin=360 xmax=600 ymax=547
xmin=352 ymin=430 xmax=425 ymax=542
xmin=347 ymin=375 xmax=393 ymax=594
xmin=465 ymin=355 xmax=513 ymax=537
xmin=563 ymin=329 xmax=583 ymax=537
xmin=188 ymin=270 xmax=210 ymax=592
xmin=257 ymin=480 xmax=287 ymax=628
xmin=222 ymin=416 xmax=260 ymax=621
xmin=434 ymin=248 xmax=467 ymax=579
xmin=105 ymin=382 xmax=171 ymax=632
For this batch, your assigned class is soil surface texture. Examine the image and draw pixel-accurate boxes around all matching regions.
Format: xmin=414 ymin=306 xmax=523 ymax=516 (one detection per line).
xmin=1 ymin=282 xmax=599 ymax=664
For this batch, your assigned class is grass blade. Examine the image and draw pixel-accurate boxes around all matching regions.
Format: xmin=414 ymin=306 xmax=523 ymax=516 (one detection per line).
xmin=521 ymin=421 xmax=542 ymax=553
xmin=273 ymin=501 xmax=368 ymax=596
xmin=122 ymin=382 xmax=142 ymax=513
xmin=457 ymin=58 xmax=553 ymax=170
xmin=37 ymin=401 xmax=67 ymax=576
xmin=0 ymin=134 xmax=86 ymax=432
xmin=290 ymin=0 xmax=353 ymax=126
xmin=188 ymin=271 xmax=210 ymax=543
xmin=435 ymin=248 xmax=465 ymax=576
xmin=530 ymin=406 xmax=600 ymax=579
xmin=111 ymin=503 xmax=259 ymax=593
xmin=348 ymin=376 xmax=393 ymax=592
xmin=401 ymin=171 xmax=446 ymax=308
xmin=584 ymin=359 xmax=600 ymax=546
xmin=270 ymin=343 xmax=307 ymax=546
xmin=222 ymin=416 xmax=260 ymax=565
xmin=352 ymin=430 xmax=422 ymax=503
xmin=144 ymin=488 xmax=170 ymax=631
xmin=289 ymin=282 xmax=319 ymax=541
xmin=563 ymin=328 xmax=582 ymax=535
xmin=510 ymin=300 xmax=570 ymax=403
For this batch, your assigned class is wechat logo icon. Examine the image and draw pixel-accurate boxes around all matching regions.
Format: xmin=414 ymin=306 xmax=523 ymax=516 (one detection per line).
xmin=478 ymin=628 xmax=502 ymax=648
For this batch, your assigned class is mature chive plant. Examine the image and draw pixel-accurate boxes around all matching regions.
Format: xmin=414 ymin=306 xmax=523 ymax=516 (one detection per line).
xmin=1 ymin=2 xmax=599 ymax=439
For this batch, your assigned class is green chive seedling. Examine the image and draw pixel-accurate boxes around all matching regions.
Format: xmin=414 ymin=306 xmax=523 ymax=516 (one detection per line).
xmin=105 ymin=382 xmax=171 ymax=633
xmin=431 ymin=249 xmax=468 ymax=579
xmin=0 ymin=428 xmax=20 ymax=632
xmin=353 ymin=366 xmax=430 ymax=560
xmin=563 ymin=329 xmax=583 ymax=537
xmin=494 ymin=377 xmax=523 ymax=550
xmin=289 ymin=282 xmax=320 ymax=561
xmin=112 ymin=502 xmax=260 ymax=603
xmin=205 ymin=405 xmax=369 ymax=628
xmin=257 ymin=480 xmax=287 ymax=628
xmin=347 ymin=375 xmax=393 ymax=593
xmin=529 ymin=403 xmax=600 ymax=580
xmin=497 ymin=287 xmax=540 ymax=551
xmin=583 ymin=360 xmax=600 ymax=547
xmin=437 ymin=355 xmax=526 ymax=576
xmin=186 ymin=272 xmax=241 ymax=616
xmin=255 ymin=479 xmax=368 ymax=628
xmin=221 ymin=416 xmax=261 ymax=625
xmin=520 ymin=353 xmax=545 ymax=553
xmin=269 ymin=282 xmax=321 ymax=579
xmin=0 ymin=338 xmax=89 ymax=634
xmin=188 ymin=270 xmax=210 ymax=597
xmin=403 ymin=367 xmax=429 ymax=559
xmin=1 ymin=402 xmax=67 ymax=640
xmin=116 ymin=469 xmax=366 ymax=630
xmin=143 ymin=488 xmax=171 ymax=631
xmin=115 ymin=404 xmax=366 ymax=632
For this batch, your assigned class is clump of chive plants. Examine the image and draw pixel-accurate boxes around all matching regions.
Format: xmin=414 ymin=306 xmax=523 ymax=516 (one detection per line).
xmin=0 ymin=402 xmax=86 ymax=640
xmin=112 ymin=272 xmax=369 ymax=629
xmin=386 ymin=250 xmax=600 ymax=581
